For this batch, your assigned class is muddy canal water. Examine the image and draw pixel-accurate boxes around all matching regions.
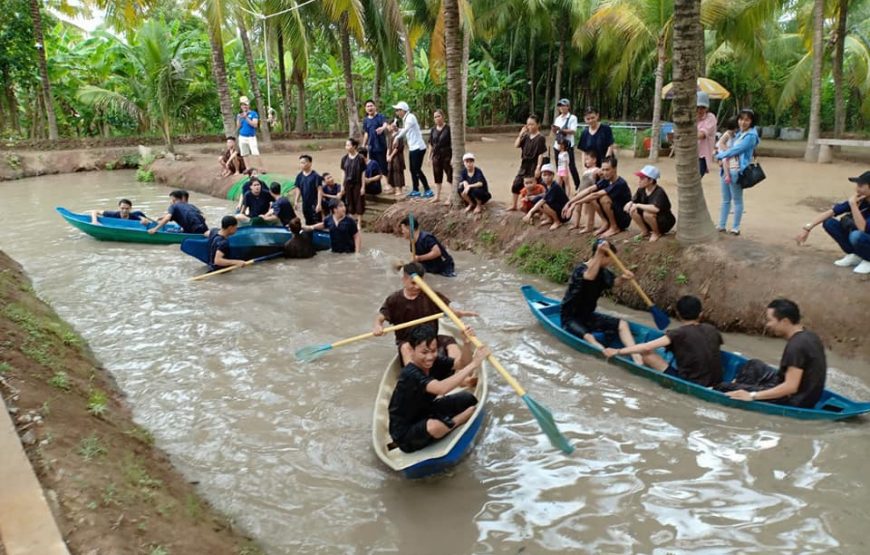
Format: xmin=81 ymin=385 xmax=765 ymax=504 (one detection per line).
xmin=2 ymin=172 xmax=869 ymax=554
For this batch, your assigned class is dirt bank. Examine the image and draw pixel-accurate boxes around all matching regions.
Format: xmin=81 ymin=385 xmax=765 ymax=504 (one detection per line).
xmin=371 ymin=202 xmax=869 ymax=361
xmin=0 ymin=251 xmax=261 ymax=555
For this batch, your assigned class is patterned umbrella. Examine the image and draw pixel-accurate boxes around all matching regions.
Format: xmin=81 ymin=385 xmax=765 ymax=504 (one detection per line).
xmin=661 ymin=77 xmax=731 ymax=100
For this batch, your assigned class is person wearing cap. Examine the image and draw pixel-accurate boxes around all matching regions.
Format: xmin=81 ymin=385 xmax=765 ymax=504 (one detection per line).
xmin=552 ymin=99 xmax=581 ymax=187
xmin=696 ymin=91 xmax=718 ymax=179
xmin=715 ymin=108 xmax=760 ymax=235
xmin=796 ymin=171 xmax=870 ymax=274
xmin=509 ymin=115 xmax=548 ymax=211
xmin=392 ymin=101 xmax=432 ymax=198
xmin=625 ymin=165 xmax=676 ymax=242
xmin=523 ymin=164 xmax=568 ymax=230
xmin=578 ymin=106 xmax=614 ymax=172
xmin=236 ymin=96 xmax=263 ymax=171
xmin=458 ymin=153 xmax=491 ymax=214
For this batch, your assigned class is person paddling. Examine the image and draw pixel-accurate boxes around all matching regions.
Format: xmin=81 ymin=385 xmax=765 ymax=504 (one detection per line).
xmin=206 ymin=215 xmax=246 ymax=271
xmin=400 ymin=216 xmax=455 ymax=277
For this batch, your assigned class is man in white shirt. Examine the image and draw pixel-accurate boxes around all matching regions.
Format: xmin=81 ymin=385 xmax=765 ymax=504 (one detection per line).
xmin=551 ymin=98 xmax=580 ymax=189
xmin=392 ymin=101 xmax=432 ymax=198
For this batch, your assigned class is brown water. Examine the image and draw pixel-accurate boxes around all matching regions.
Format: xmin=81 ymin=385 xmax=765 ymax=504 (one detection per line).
xmin=2 ymin=172 xmax=869 ymax=554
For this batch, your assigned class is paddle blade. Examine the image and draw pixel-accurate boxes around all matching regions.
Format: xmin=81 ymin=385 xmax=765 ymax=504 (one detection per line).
xmin=294 ymin=344 xmax=332 ymax=362
xmin=650 ymin=306 xmax=670 ymax=330
xmin=521 ymin=394 xmax=574 ymax=454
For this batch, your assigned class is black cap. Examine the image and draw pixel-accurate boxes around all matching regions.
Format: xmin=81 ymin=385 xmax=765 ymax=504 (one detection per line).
xmin=848 ymin=171 xmax=870 ymax=185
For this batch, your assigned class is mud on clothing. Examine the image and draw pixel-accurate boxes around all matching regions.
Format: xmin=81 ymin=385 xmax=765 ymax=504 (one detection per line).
xmin=380 ymin=289 xmax=456 ymax=345
xmin=167 ymin=202 xmax=207 ymax=234
xmin=665 ymin=323 xmax=723 ymax=386
xmin=283 ymin=231 xmax=317 ymax=259
xmin=270 ymin=196 xmax=297 ymax=226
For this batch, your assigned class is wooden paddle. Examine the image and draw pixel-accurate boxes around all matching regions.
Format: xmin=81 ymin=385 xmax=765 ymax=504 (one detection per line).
xmin=294 ymin=312 xmax=444 ymax=362
xmin=189 ymin=252 xmax=283 ymax=282
xmin=411 ymin=274 xmax=574 ymax=454
xmin=600 ymin=245 xmax=670 ymax=330
xmin=390 ymin=212 xmax=417 ymax=273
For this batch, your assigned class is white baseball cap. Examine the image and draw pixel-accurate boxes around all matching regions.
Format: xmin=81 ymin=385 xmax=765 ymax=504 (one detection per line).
xmin=634 ymin=165 xmax=661 ymax=181
xmin=392 ymin=101 xmax=410 ymax=112
xmin=462 ymin=152 xmax=475 ymax=161
xmin=239 ymin=96 xmax=250 ymax=105
xmin=540 ymin=163 xmax=555 ymax=174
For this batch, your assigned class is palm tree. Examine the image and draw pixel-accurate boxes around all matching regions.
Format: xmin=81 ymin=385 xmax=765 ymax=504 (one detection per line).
xmin=832 ymin=0 xmax=849 ymax=138
xmin=444 ymin=0 xmax=465 ymax=209
xmin=672 ymin=0 xmax=716 ymax=244
xmin=804 ymin=0 xmax=825 ymax=161
xmin=237 ymin=9 xmax=272 ymax=146
xmin=198 ymin=0 xmax=236 ymax=137
xmin=319 ymin=0 xmax=365 ymax=137
xmin=30 ymin=0 xmax=59 ymax=140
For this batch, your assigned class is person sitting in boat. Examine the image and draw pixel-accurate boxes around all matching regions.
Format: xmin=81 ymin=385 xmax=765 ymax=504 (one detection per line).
xmin=560 ymin=240 xmax=642 ymax=364
xmin=602 ymin=295 xmax=723 ymax=387
xmin=399 ymin=216 xmax=455 ymax=277
xmin=90 ymin=198 xmax=152 ymax=226
xmin=374 ymin=262 xmax=478 ymax=365
xmin=283 ymin=218 xmax=317 ymax=259
xmin=207 ymin=215 xmax=247 ymax=271
xmin=302 ymin=200 xmax=360 ymax=254
xmin=236 ymin=169 xmax=261 ymax=211
xmin=218 ymin=136 xmax=246 ymax=177
xmin=725 ymin=299 xmax=827 ymax=408
xmin=388 ymin=326 xmax=488 ymax=453
xmin=149 ymin=190 xmax=208 ymax=235
xmin=237 ymin=179 xmax=273 ymax=223
xmin=261 ymin=182 xmax=297 ymax=228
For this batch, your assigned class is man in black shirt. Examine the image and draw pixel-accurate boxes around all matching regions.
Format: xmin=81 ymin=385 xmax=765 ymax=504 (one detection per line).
xmin=726 ymin=299 xmax=827 ymax=408
xmin=602 ymin=296 xmax=723 ymax=386
xmin=207 ymin=216 xmax=246 ymax=271
xmin=560 ymin=240 xmax=642 ymax=364
xmin=237 ymin=179 xmax=273 ymax=223
xmin=388 ymin=327 xmax=488 ymax=453
xmin=262 ymin=182 xmax=297 ymax=227
xmin=399 ymin=216 xmax=456 ymax=277
xmin=625 ymin=164 xmax=676 ymax=241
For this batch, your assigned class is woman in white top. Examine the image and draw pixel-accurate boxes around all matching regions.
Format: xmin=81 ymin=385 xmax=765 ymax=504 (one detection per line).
xmin=551 ymin=98 xmax=580 ymax=187
xmin=392 ymin=101 xmax=432 ymax=198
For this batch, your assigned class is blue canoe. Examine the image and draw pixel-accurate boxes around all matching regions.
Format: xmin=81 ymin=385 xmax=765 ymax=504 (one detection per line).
xmin=180 ymin=226 xmax=330 ymax=264
xmin=522 ymin=285 xmax=870 ymax=421
xmin=372 ymin=321 xmax=488 ymax=478
xmin=57 ymin=207 xmax=197 ymax=244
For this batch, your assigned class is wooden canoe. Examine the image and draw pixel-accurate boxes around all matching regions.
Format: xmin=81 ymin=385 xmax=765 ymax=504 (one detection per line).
xmin=372 ymin=321 xmax=488 ymax=478
xmin=56 ymin=207 xmax=197 ymax=245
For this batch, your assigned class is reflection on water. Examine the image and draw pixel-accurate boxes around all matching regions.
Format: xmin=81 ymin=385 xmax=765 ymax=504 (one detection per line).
xmin=1 ymin=172 xmax=869 ymax=554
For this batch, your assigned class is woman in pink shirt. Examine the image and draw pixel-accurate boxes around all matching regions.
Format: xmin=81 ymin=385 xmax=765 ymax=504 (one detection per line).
xmin=696 ymin=91 xmax=717 ymax=179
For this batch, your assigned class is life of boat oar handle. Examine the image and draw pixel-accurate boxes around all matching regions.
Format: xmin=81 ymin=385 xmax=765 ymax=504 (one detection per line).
xmin=599 ymin=244 xmax=654 ymax=307
xmin=189 ymin=252 xmax=281 ymax=282
xmin=410 ymin=274 xmax=526 ymax=396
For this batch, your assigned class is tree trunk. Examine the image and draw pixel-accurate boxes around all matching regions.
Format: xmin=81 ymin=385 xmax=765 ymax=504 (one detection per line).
xmin=403 ymin=30 xmax=416 ymax=83
xmin=293 ymin=65 xmax=305 ymax=132
xmin=373 ymin=56 xmax=383 ymax=105
xmin=552 ymin=26 xmax=565 ymax=123
xmin=444 ymin=0 xmax=466 ymax=210
xmin=833 ymin=0 xmax=848 ymax=138
xmin=238 ymin=13 xmax=272 ymax=147
xmin=698 ymin=28 xmax=706 ymax=77
xmin=649 ymin=37 xmax=666 ymax=161
xmin=30 ymin=0 xmax=58 ymax=140
xmin=673 ymin=0 xmax=716 ymax=245
xmin=528 ymin=32 xmax=535 ymax=116
xmin=207 ymin=24 xmax=236 ymax=137
xmin=277 ymin=25 xmax=291 ymax=133
xmin=805 ymin=0 xmax=825 ymax=162
xmin=461 ymin=26 xmax=469 ymax=128
xmin=2 ymin=67 xmax=20 ymax=133
xmin=542 ymin=41 xmax=553 ymax=126
xmin=339 ymin=12 xmax=361 ymax=138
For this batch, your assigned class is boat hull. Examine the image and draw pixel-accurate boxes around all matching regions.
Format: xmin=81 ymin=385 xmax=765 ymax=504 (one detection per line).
xmin=56 ymin=207 xmax=198 ymax=244
xmin=180 ymin=227 xmax=330 ymax=264
xmin=521 ymin=285 xmax=870 ymax=421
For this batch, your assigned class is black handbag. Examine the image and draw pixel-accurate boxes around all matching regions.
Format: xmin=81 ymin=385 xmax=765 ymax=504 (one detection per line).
xmin=738 ymin=159 xmax=766 ymax=189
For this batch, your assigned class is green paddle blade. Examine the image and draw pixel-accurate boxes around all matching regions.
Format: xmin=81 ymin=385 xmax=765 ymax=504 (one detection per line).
xmin=650 ymin=305 xmax=671 ymax=330
xmin=294 ymin=344 xmax=332 ymax=362
xmin=522 ymin=394 xmax=574 ymax=454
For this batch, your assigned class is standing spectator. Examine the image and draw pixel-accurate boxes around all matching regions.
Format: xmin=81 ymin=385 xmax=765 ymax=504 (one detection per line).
xmin=551 ymin=99 xmax=581 ymax=186
xmin=715 ymin=108 xmax=760 ymax=236
xmin=341 ymin=137 xmax=367 ymax=224
xmin=429 ymin=109 xmax=453 ymax=205
xmin=361 ymin=99 xmax=389 ymax=176
xmin=293 ymin=154 xmax=324 ymax=226
xmin=696 ymin=91 xmax=718 ymax=179
xmin=320 ymin=172 xmax=342 ymax=218
xmin=795 ymin=171 xmax=870 ymax=274
xmin=624 ymin=165 xmax=676 ymax=242
xmin=236 ymin=96 xmax=263 ymax=171
xmin=716 ymin=117 xmax=740 ymax=188
xmin=578 ymin=106 xmax=615 ymax=170
xmin=508 ymin=115 xmax=547 ymax=211
xmin=392 ymin=101 xmax=431 ymax=198
xmin=360 ymin=147 xmax=383 ymax=195
xmin=387 ymin=136 xmax=406 ymax=196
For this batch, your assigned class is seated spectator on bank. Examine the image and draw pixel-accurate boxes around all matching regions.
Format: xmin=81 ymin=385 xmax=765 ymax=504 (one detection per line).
xmin=562 ymin=156 xmax=631 ymax=237
xmin=91 ymin=199 xmax=151 ymax=225
xmin=603 ymin=295 xmax=723 ymax=387
xmin=218 ymin=136 xmax=246 ymax=177
xmin=458 ymin=153 xmax=491 ymax=215
xmin=519 ymin=176 xmax=546 ymax=213
xmin=796 ymin=171 xmax=870 ymax=274
xmin=624 ymin=165 xmax=676 ymax=242
xmin=360 ymin=146 xmax=383 ymax=195
xmin=523 ymin=164 xmax=567 ymax=230
xmin=725 ymin=299 xmax=827 ymax=408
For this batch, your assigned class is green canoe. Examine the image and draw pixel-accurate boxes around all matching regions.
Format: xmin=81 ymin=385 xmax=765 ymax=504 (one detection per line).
xmin=56 ymin=207 xmax=201 ymax=245
xmin=226 ymin=173 xmax=295 ymax=201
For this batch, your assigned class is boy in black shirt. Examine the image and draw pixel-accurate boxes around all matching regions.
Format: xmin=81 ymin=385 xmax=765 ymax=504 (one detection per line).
xmin=399 ymin=216 xmax=456 ymax=277
xmin=726 ymin=299 xmax=827 ymax=408
xmin=207 ymin=216 xmax=246 ymax=271
xmin=560 ymin=240 xmax=642 ymax=364
xmin=388 ymin=327 xmax=488 ymax=453
xmin=603 ymin=295 xmax=723 ymax=386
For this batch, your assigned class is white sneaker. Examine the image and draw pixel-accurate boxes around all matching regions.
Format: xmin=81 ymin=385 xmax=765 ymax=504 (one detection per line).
xmin=853 ymin=260 xmax=870 ymax=274
xmin=834 ymin=253 xmax=863 ymax=267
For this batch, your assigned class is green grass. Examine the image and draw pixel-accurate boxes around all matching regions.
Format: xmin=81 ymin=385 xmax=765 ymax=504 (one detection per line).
xmin=136 ymin=168 xmax=155 ymax=182
xmin=478 ymin=229 xmax=496 ymax=245
xmin=78 ymin=433 xmax=107 ymax=461
xmin=508 ymin=242 xmax=578 ymax=284
xmin=88 ymin=389 xmax=109 ymax=417
xmin=0 ymin=361 xmax=11 ymax=374
xmin=49 ymin=371 xmax=71 ymax=391
xmin=676 ymin=273 xmax=689 ymax=285
xmin=124 ymin=426 xmax=155 ymax=446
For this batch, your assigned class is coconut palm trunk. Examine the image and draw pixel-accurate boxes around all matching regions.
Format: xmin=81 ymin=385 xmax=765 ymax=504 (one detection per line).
xmin=238 ymin=13 xmax=272 ymax=147
xmin=207 ymin=24 xmax=236 ymax=137
xmin=804 ymin=0 xmax=825 ymax=162
xmin=552 ymin=26 xmax=565 ymax=122
xmin=293 ymin=65 xmax=305 ymax=132
xmin=30 ymin=0 xmax=58 ymax=140
xmin=444 ymin=0 xmax=466 ymax=209
xmin=277 ymin=25 xmax=291 ymax=132
xmin=648 ymin=35 xmax=666 ymax=161
xmin=673 ymin=0 xmax=715 ymax=244
xmin=339 ymin=12 xmax=361 ymax=138
xmin=832 ymin=0 xmax=848 ymax=138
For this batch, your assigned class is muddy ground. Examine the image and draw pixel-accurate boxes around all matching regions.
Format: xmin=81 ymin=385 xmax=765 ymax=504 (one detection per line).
xmin=0 ymin=252 xmax=262 ymax=555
